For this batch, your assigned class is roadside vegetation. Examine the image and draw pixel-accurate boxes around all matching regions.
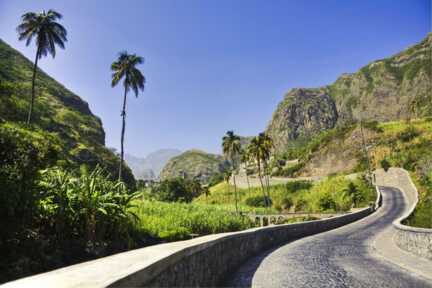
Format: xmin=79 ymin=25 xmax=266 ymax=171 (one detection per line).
xmin=195 ymin=174 xmax=375 ymax=214
xmin=371 ymin=119 xmax=432 ymax=228
xmin=1 ymin=5 xmax=430 ymax=285
xmin=270 ymin=118 xmax=432 ymax=228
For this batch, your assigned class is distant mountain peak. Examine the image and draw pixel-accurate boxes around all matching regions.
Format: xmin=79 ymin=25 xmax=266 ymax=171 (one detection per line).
xmin=125 ymin=149 xmax=182 ymax=180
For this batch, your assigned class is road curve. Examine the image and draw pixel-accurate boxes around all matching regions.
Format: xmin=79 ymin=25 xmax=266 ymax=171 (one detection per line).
xmin=226 ymin=187 xmax=432 ymax=288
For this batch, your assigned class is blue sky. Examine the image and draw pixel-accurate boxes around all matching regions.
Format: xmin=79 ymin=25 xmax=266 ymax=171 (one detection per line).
xmin=0 ymin=0 xmax=430 ymax=157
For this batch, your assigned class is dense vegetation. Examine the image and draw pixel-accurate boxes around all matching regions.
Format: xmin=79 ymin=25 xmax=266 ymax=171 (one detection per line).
xmin=0 ymin=161 xmax=139 ymax=283
xmin=1 ymin=9 xmax=430 ymax=284
xmin=370 ymin=119 xmax=432 ymax=228
xmin=0 ymin=39 xmax=136 ymax=188
xmin=195 ymin=175 xmax=376 ymax=214
xmin=272 ymin=119 xmax=432 ymax=228
xmin=133 ymin=201 xmax=254 ymax=241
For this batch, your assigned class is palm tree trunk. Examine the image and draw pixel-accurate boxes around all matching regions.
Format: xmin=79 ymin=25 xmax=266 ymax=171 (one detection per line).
xmin=119 ymin=85 xmax=128 ymax=180
xmin=27 ymin=48 xmax=40 ymax=124
xmin=256 ymin=158 xmax=268 ymax=211
xmin=246 ymin=171 xmax=251 ymax=194
xmin=264 ymin=161 xmax=271 ymax=200
xmin=233 ymin=173 xmax=239 ymax=214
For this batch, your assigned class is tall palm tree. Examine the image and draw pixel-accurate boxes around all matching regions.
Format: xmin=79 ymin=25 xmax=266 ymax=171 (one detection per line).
xmin=260 ymin=133 xmax=273 ymax=198
xmin=247 ymin=133 xmax=273 ymax=209
xmin=222 ymin=130 xmax=241 ymax=214
xmin=17 ymin=9 xmax=67 ymax=124
xmin=111 ymin=52 xmax=145 ymax=180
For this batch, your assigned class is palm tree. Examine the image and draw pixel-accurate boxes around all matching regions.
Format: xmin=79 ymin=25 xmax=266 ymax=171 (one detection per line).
xmin=260 ymin=133 xmax=273 ymax=199
xmin=111 ymin=52 xmax=145 ymax=180
xmin=222 ymin=131 xmax=241 ymax=214
xmin=247 ymin=133 xmax=273 ymax=209
xmin=17 ymin=9 xmax=67 ymax=124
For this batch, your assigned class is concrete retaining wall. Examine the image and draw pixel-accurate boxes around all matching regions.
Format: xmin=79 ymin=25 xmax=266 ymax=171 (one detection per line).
xmin=4 ymin=208 xmax=373 ymax=288
xmin=375 ymin=168 xmax=432 ymax=260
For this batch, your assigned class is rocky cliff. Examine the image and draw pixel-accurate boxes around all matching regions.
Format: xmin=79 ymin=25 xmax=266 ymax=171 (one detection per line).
xmin=267 ymin=33 xmax=432 ymax=153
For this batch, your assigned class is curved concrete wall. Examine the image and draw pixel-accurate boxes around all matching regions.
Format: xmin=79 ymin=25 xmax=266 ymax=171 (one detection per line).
xmin=4 ymin=208 xmax=373 ymax=288
xmin=375 ymin=168 xmax=432 ymax=260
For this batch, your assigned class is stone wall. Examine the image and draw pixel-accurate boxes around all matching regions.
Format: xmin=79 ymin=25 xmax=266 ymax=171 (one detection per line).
xmin=110 ymin=208 xmax=372 ymax=287
xmin=375 ymin=168 xmax=432 ymax=260
xmin=4 ymin=208 xmax=373 ymax=288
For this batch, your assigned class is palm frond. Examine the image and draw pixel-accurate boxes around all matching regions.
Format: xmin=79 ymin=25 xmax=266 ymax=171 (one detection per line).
xmin=17 ymin=9 xmax=67 ymax=58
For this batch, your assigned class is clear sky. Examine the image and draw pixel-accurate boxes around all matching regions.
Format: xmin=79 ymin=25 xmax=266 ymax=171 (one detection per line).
xmin=0 ymin=0 xmax=430 ymax=157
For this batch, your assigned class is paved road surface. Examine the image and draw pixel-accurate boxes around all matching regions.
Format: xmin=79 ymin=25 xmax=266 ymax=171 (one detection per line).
xmin=226 ymin=187 xmax=432 ymax=288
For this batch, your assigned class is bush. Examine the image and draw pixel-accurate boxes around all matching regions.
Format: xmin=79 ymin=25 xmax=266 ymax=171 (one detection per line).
xmin=294 ymin=197 xmax=307 ymax=212
xmin=245 ymin=195 xmax=272 ymax=207
xmin=38 ymin=166 xmax=139 ymax=248
xmin=343 ymin=182 xmax=364 ymax=207
xmin=150 ymin=178 xmax=204 ymax=202
xmin=281 ymin=197 xmax=293 ymax=210
xmin=381 ymin=159 xmax=391 ymax=172
xmin=318 ymin=193 xmax=337 ymax=211
xmin=285 ymin=180 xmax=313 ymax=193
xmin=398 ymin=126 xmax=420 ymax=142
xmin=0 ymin=123 xmax=59 ymax=241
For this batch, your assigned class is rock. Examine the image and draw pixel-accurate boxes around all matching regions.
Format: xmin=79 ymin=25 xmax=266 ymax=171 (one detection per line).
xmin=267 ymin=33 xmax=432 ymax=154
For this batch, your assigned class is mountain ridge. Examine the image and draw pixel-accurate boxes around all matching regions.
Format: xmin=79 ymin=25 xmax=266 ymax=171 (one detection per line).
xmin=125 ymin=148 xmax=182 ymax=180
xmin=267 ymin=33 xmax=432 ymax=153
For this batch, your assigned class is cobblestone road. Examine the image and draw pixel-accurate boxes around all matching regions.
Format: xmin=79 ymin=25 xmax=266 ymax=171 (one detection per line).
xmin=226 ymin=187 xmax=432 ymax=288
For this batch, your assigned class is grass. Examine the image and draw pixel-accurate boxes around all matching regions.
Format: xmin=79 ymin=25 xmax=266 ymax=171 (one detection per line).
xmin=130 ymin=173 xmax=376 ymax=243
xmin=195 ymin=175 xmax=375 ymax=214
xmin=357 ymin=119 xmax=432 ymax=228
xmin=132 ymin=200 xmax=254 ymax=241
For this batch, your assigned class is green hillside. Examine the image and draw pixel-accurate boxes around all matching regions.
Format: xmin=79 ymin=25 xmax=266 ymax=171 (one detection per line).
xmin=267 ymin=33 xmax=432 ymax=153
xmin=0 ymin=39 xmax=135 ymax=187
xmin=160 ymin=149 xmax=228 ymax=184
xmin=273 ymin=119 xmax=432 ymax=228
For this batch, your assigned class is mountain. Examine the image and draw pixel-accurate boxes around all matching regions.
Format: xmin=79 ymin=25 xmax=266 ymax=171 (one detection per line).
xmin=125 ymin=149 xmax=181 ymax=180
xmin=267 ymin=33 xmax=432 ymax=154
xmin=0 ymin=39 xmax=135 ymax=188
xmin=160 ymin=149 xmax=228 ymax=183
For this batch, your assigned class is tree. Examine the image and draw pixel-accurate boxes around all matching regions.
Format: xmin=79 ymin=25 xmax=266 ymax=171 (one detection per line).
xmin=111 ymin=52 xmax=146 ymax=180
xmin=344 ymin=182 xmax=363 ymax=207
xmin=17 ymin=9 xmax=67 ymax=124
xmin=222 ymin=131 xmax=241 ymax=214
xmin=259 ymin=133 xmax=273 ymax=199
xmin=247 ymin=133 xmax=273 ymax=209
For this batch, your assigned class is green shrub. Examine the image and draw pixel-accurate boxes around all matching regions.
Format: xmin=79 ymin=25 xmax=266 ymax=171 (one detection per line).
xmin=0 ymin=123 xmax=59 ymax=241
xmin=381 ymin=159 xmax=391 ymax=172
xmin=318 ymin=193 xmax=337 ymax=211
xmin=281 ymin=197 xmax=293 ymax=210
xmin=150 ymin=178 xmax=203 ymax=202
xmin=38 ymin=166 xmax=139 ymax=248
xmin=343 ymin=182 xmax=364 ymax=207
xmin=398 ymin=126 xmax=420 ymax=142
xmin=245 ymin=195 xmax=272 ymax=207
xmin=285 ymin=180 xmax=313 ymax=192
